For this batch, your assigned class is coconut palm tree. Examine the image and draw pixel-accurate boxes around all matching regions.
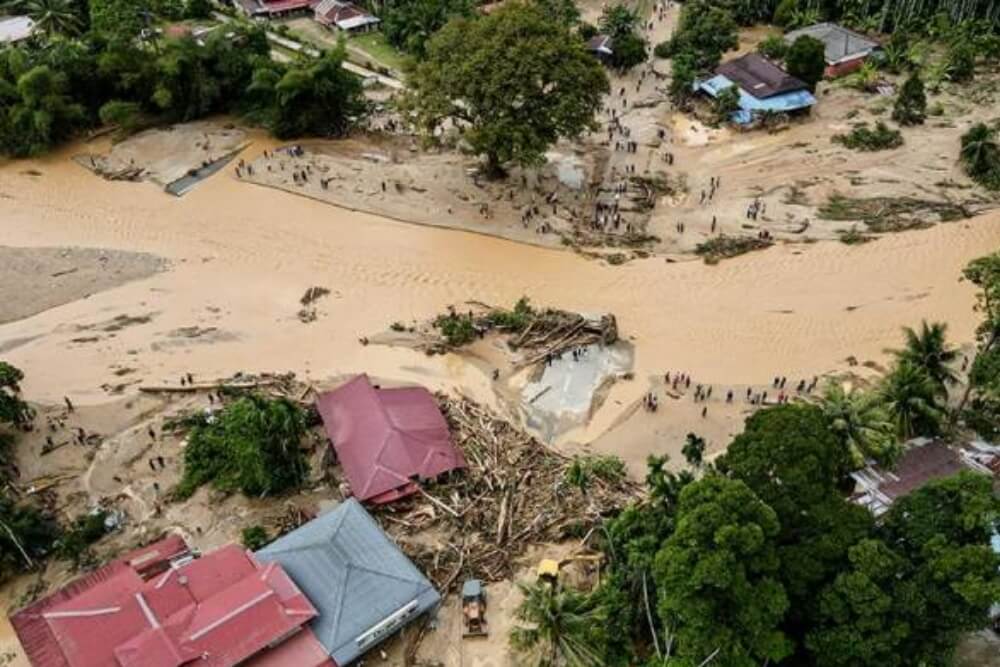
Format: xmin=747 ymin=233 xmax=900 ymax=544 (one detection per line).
xmin=819 ymin=382 xmax=899 ymax=467
xmin=890 ymin=320 xmax=959 ymax=397
xmin=880 ymin=361 xmax=945 ymax=440
xmin=961 ymin=123 xmax=1000 ymax=189
xmin=511 ymin=580 xmax=604 ymax=667
xmin=3 ymin=0 xmax=82 ymax=36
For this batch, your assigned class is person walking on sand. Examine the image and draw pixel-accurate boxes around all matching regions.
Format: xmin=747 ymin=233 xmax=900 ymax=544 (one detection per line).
xmin=64 ymin=396 xmax=74 ymax=413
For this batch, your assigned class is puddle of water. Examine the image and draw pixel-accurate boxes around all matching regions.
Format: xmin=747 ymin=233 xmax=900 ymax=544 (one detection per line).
xmin=518 ymin=343 xmax=632 ymax=442
xmin=547 ymin=152 xmax=585 ymax=190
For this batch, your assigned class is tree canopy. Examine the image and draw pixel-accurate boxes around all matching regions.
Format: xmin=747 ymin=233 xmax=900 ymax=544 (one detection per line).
xmin=785 ymin=35 xmax=826 ymax=91
xmin=178 ymin=394 xmax=309 ymax=498
xmin=402 ymin=1 xmax=608 ymax=173
xmin=382 ymin=0 xmax=474 ymax=57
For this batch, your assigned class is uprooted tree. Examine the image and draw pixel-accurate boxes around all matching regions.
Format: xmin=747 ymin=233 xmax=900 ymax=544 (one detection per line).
xmin=401 ymin=0 xmax=608 ymax=175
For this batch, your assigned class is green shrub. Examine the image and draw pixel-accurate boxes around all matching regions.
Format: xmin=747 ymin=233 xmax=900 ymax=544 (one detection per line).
xmin=832 ymin=122 xmax=904 ymax=151
xmin=653 ymin=40 xmax=672 ymax=58
xmin=892 ymin=72 xmax=926 ymax=126
xmin=177 ymin=394 xmax=309 ymax=499
xmin=485 ymin=297 xmax=535 ymax=332
xmin=241 ymin=525 xmax=270 ymax=551
xmin=433 ymin=312 xmax=477 ymax=346
xmin=564 ymin=454 xmax=628 ymax=492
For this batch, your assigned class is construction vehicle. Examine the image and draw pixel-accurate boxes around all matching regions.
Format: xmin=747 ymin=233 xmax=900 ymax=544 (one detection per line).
xmin=462 ymin=579 xmax=488 ymax=637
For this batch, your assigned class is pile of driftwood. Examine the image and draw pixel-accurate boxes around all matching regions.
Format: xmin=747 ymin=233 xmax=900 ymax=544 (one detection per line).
xmin=374 ymin=397 xmax=638 ymax=593
xmin=509 ymin=310 xmax=617 ymax=368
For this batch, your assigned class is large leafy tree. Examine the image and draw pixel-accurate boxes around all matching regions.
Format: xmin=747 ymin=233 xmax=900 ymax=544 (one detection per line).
xmin=818 ymin=382 xmax=898 ymax=467
xmin=880 ymin=361 xmax=945 ymax=438
xmin=664 ymin=0 xmax=738 ymax=69
xmin=876 ymin=472 xmax=1000 ymax=665
xmin=805 ymin=539 xmax=912 ymax=667
xmin=654 ymin=476 xmax=792 ymax=667
xmin=511 ymin=579 xmax=606 ymax=666
xmin=88 ymin=0 xmax=151 ymax=43
xmin=890 ymin=320 xmax=959 ymax=396
xmin=382 ymin=0 xmax=473 ymax=57
xmin=2 ymin=64 xmax=84 ymax=157
xmin=403 ymin=1 xmax=608 ymax=174
xmin=248 ymin=47 xmax=366 ymax=140
xmin=178 ymin=394 xmax=309 ymax=498
xmin=785 ymin=35 xmax=826 ymax=91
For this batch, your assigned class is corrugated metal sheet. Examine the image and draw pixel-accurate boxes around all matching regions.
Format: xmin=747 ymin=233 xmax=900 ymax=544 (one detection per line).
xmin=256 ymin=499 xmax=441 ymax=666
xmin=697 ymin=74 xmax=816 ymax=124
xmin=784 ymin=22 xmax=880 ymax=64
xmin=13 ymin=538 xmax=321 ymax=667
xmin=316 ymin=374 xmax=464 ymax=504
xmin=717 ymin=53 xmax=808 ymax=99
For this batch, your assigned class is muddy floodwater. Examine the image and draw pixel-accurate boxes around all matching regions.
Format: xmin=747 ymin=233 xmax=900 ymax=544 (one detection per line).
xmin=3 ymin=132 xmax=1000 ymax=471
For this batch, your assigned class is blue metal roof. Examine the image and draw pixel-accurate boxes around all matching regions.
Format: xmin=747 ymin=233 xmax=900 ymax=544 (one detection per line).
xmin=697 ymin=74 xmax=817 ymax=124
xmin=256 ymin=499 xmax=440 ymax=665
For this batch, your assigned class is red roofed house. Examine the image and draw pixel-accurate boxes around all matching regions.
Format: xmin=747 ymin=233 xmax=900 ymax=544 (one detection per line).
xmin=233 ymin=0 xmax=317 ymax=19
xmin=316 ymin=374 xmax=465 ymax=504
xmin=11 ymin=535 xmax=331 ymax=667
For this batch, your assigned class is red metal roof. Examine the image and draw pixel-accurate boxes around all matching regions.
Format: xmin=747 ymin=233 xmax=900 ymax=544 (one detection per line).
xmin=12 ymin=539 xmax=322 ymax=667
xmin=880 ymin=441 xmax=966 ymax=500
xmin=316 ymin=374 xmax=464 ymax=504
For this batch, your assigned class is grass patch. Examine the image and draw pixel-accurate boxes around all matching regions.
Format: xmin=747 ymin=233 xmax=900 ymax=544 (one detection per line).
xmin=819 ymin=194 xmax=969 ymax=232
xmin=349 ymin=32 xmax=406 ymax=72
xmin=832 ymin=122 xmax=903 ymax=151
xmin=839 ymin=226 xmax=874 ymax=244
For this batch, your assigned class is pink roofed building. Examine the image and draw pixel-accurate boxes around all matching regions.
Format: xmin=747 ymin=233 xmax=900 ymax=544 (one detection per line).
xmin=11 ymin=536 xmax=331 ymax=667
xmin=316 ymin=374 xmax=465 ymax=504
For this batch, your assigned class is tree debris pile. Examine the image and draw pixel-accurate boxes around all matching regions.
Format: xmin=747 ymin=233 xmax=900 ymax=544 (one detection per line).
xmin=374 ymin=397 xmax=639 ymax=593
xmin=431 ymin=299 xmax=618 ymax=363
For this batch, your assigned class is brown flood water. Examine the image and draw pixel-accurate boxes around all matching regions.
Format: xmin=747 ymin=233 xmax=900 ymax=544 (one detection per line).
xmin=2 ymin=134 xmax=1000 ymax=455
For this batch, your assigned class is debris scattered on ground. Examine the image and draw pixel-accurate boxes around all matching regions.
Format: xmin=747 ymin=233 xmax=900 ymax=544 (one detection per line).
xmin=298 ymin=286 xmax=330 ymax=323
xmin=374 ymin=396 xmax=640 ymax=593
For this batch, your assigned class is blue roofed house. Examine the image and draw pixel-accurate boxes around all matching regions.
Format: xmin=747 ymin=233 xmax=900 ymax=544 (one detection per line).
xmin=256 ymin=498 xmax=441 ymax=666
xmin=696 ymin=52 xmax=816 ymax=125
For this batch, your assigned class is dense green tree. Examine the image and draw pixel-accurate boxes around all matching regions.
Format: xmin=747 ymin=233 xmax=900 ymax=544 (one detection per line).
xmin=667 ymin=50 xmax=698 ymax=107
xmin=609 ymin=31 xmax=647 ymax=71
xmin=511 ymin=579 xmax=606 ymax=666
xmin=960 ymin=122 xmax=1000 ymax=189
xmin=1 ymin=64 xmax=84 ymax=157
xmin=249 ymin=48 xmax=366 ymax=140
xmin=958 ymin=251 xmax=1000 ymax=431
xmin=785 ymin=34 xmax=826 ymax=91
xmin=878 ymin=472 xmax=1000 ymax=665
xmin=0 ymin=362 xmax=32 ymax=428
xmin=88 ymin=0 xmax=150 ymax=43
xmin=718 ymin=404 xmax=851 ymax=521
xmin=818 ymin=381 xmax=898 ymax=467
xmin=533 ymin=0 xmax=579 ymax=27
xmin=382 ymin=0 xmax=473 ymax=57
xmin=805 ymin=539 xmax=912 ymax=667
xmin=654 ymin=476 xmax=792 ymax=667
xmin=178 ymin=394 xmax=309 ymax=498
xmin=599 ymin=3 xmax=638 ymax=39
xmin=402 ymin=1 xmax=608 ymax=174
xmin=184 ymin=0 xmax=211 ymax=19
xmin=892 ymin=71 xmax=927 ymax=125
xmin=891 ymin=320 xmax=959 ymax=395
xmin=880 ymin=361 xmax=945 ymax=438
xmin=665 ymin=0 xmax=739 ymax=69
xmin=0 ymin=497 xmax=60 ymax=581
